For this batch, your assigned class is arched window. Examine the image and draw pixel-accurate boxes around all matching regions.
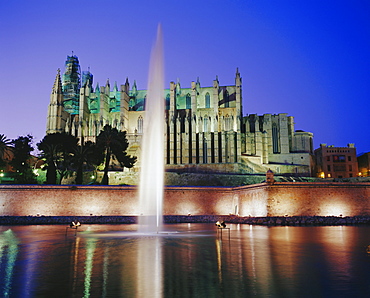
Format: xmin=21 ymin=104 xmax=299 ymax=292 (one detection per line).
xmin=251 ymin=137 xmax=256 ymax=155
xmin=204 ymin=116 xmax=208 ymax=132
xmin=186 ymin=93 xmax=191 ymax=109
xmin=138 ymin=116 xmax=143 ymax=134
xmin=205 ymin=92 xmax=210 ymax=108
xmin=165 ymin=94 xmax=170 ymax=110
xmin=272 ymin=123 xmax=280 ymax=153
xmin=225 ymin=115 xmax=232 ymax=131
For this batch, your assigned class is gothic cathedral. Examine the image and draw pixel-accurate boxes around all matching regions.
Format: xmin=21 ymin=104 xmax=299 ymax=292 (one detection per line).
xmin=47 ymin=55 xmax=314 ymax=176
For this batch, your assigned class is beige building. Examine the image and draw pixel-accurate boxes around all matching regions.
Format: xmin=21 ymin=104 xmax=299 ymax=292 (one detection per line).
xmin=315 ymin=144 xmax=358 ymax=178
xmin=47 ymin=55 xmax=314 ymax=176
xmin=243 ymin=114 xmax=314 ymax=175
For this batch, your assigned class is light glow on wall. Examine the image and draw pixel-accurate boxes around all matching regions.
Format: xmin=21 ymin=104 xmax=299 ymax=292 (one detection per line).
xmin=240 ymin=196 xmax=268 ymax=217
xmin=215 ymin=199 xmax=233 ymax=215
xmin=319 ymin=201 xmax=350 ymax=217
xmin=85 ymin=205 xmax=103 ymax=216
xmin=176 ymin=202 xmax=199 ymax=215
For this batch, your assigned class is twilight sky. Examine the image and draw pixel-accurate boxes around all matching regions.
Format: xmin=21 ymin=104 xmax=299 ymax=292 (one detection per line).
xmin=0 ymin=0 xmax=369 ymax=154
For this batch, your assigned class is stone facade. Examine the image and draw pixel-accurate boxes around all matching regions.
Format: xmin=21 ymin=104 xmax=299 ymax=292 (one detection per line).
xmin=243 ymin=113 xmax=314 ymax=175
xmin=47 ymin=55 xmax=314 ymax=175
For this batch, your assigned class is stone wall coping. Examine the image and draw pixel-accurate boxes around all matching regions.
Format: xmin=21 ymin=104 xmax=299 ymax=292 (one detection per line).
xmin=0 ymin=185 xmax=138 ymax=191
xmin=271 ymin=182 xmax=370 ymax=188
xmin=0 ymin=183 xmax=264 ymax=191
xmin=1 ymin=182 xmax=369 ymax=191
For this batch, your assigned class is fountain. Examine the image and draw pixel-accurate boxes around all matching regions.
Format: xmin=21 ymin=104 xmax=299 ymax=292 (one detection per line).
xmin=138 ymin=24 xmax=165 ymax=233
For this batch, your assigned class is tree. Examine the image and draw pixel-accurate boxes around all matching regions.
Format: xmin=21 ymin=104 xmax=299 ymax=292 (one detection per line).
xmin=0 ymin=134 xmax=12 ymax=169
xmin=96 ymin=125 xmax=137 ymax=185
xmin=70 ymin=141 xmax=101 ymax=185
xmin=10 ymin=135 xmax=37 ymax=184
xmin=37 ymin=133 xmax=78 ymax=184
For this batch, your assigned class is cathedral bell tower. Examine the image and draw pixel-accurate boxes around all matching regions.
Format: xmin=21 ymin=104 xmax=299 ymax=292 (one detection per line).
xmin=47 ymin=69 xmax=68 ymax=134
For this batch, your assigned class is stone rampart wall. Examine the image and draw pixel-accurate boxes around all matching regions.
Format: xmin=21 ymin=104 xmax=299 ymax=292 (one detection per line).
xmin=265 ymin=182 xmax=370 ymax=217
xmin=0 ymin=185 xmax=236 ymax=216
xmin=0 ymin=182 xmax=369 ymax=217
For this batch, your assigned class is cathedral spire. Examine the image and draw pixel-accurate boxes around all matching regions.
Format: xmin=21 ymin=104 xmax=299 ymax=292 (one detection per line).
xmin=52 ymin=69 xmax=62 ymax=97
xmin=47 ymin=68 xmax=66 ymax=134
xmin=106 ymin=78 xmax=110 ymax=92
xmin=131 ymin=80 xmax=137 ymax=97
xmin=176 ymin=78 xmax=181 ymax=95
xmin=235 ymin=67 xmax=241 ymax=87
xmin=196 ymin=77 xmax=201 ymax=90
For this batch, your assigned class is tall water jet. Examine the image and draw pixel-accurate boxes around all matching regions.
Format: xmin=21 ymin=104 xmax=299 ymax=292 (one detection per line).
xmin=138 ymin=25 xmax=165 ymax=233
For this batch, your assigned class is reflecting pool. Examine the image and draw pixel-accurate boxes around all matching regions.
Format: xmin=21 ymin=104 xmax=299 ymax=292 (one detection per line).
xmin=0 ymin=224 xmax=370 ymax=297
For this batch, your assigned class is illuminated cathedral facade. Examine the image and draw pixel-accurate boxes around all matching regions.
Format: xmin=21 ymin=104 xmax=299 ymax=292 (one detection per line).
xmin=47 ymin=55 xmax=314 ymax=175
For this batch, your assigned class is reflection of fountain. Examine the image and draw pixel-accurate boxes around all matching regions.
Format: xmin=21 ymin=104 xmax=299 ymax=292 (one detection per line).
xmin=138 ymin=24 xmax=165 ymax=233
xmin=137 ymin=237 xmax=163 ymax=297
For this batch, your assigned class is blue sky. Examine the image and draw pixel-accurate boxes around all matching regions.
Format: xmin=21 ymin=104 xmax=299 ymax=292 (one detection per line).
xmin=0 ymin=0 xmax=369 ymax=154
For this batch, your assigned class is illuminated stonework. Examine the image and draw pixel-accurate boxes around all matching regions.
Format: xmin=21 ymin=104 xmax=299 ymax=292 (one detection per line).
xmin=47 ymin=55 xmax=314 ymax=176
xmin=1 ymin=183 xmax=369 ymax=217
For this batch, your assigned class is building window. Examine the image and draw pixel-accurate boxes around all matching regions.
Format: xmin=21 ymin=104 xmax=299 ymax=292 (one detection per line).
xmin=327 ymin=165 xmax=331 ymax=171
xmin=225 ymin=115 xmax=232 ymax=131
xmin=137 ymin=116 xmax=143 ymax=133
xmin=349 ymin=165 xmax=352 ymax=171
xmin=205 ymin=92 xmax=210 ymax=108
xmin=166 ymin=94 xmax=170 ymax=110
xmin=348 ymin=156 xmax=352 ymax=162
xmin=333 ymin=155 xmax=346 ymax=162
xmin=186 ymin=93 xmax=191 ymax=109
xmin=327 ymin=156 xmax=330 ymax=161
xmin=143 ymin=95 xmax=147 ymax=110
xmin=272 ymin=123 xmax=280 ymax=154
xmin=204 ymin=117 xmax=208 ymax=132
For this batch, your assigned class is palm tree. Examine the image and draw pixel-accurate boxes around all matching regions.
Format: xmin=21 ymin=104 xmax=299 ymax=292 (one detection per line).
xmin=10 ymin=135 xmax=37 ymax=184
xmin=37 ymin=133 xmax=78 ymax=184
xmin=70 ymin=141 xmax=100 ymax=184
xmin=0 ymin=134 xmax=12 ymax=169
xmin=96 ymin=125 xmax=137 ymax=185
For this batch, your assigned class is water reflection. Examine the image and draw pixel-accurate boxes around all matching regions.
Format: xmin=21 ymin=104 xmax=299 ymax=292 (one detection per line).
xmin=0 ymin=230 xmax=18 ymax=297
xmin=0 ymin=224 xmax=369 ymax=297
xmin=83 ymin=238 xmax=96 ymax=297
xmin=137 ymin=237 xmax=163 ymax=298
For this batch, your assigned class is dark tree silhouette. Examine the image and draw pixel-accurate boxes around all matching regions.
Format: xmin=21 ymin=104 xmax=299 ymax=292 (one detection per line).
xmin=0 ymin=134 xmax=12 ymax=169
xmin=37 ymin=133 xmax=79 ymax=184
xmin=96 ymin=125 xmax=136 ymax=185
xmin=70 ymin=141 xmax=101 ymax=185
xmin=10 ymin=135 xmax=37 ymax=184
